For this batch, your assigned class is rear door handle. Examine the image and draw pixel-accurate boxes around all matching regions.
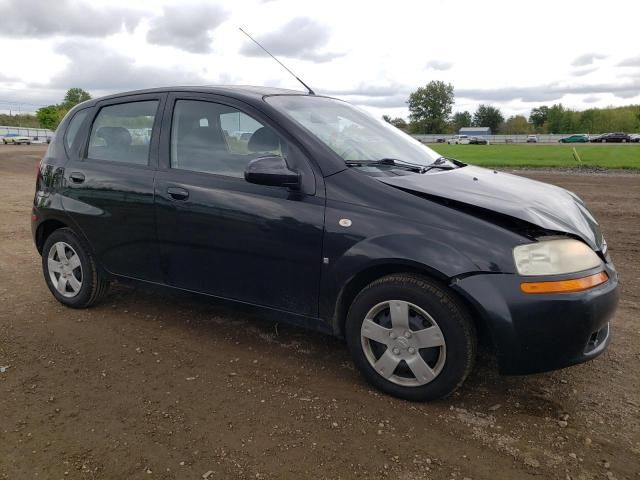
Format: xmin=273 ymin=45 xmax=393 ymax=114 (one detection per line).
xmin=69 ymin=172 xmax=85 ymax=184
xmin=167 ymin=187 xmax=189 ymax=201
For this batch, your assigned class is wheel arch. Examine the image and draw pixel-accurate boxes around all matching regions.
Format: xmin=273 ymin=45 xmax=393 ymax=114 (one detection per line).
xmin=333 ymin=261 xmax=490 ymax=346
xmin=35 ymin=219 xmax=70 ymax=254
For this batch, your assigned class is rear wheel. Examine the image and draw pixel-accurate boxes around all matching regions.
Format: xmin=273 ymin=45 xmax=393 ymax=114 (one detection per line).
xmin=42 ymin=228 xmax=109 ymax=308
xmin=345 ymin=274 xmax=476 ymax=401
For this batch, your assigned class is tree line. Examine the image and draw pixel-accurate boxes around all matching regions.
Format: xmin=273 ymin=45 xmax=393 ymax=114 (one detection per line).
xmin=0 ymin=113 xmax=41 ymax=128
xmin=36 ymin=88 xmax=92 ymax=130
xmin=4 ymin=84 xmax=640 ymax=135
xmin=1 ymin=88 xmax=92 ymax=130
xmin=385 ymin=80 xmax=640 ymax=135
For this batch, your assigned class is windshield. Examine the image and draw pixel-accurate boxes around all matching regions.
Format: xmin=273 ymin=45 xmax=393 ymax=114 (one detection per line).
xmin=266 ymin=95 xmax=442 ymax=166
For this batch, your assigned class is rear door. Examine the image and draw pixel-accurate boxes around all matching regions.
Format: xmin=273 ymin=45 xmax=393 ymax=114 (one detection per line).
xmin=62 ymin=94 xmax=166 ymax=282
xmin=154 ymin=93 xmax=325 ymax=316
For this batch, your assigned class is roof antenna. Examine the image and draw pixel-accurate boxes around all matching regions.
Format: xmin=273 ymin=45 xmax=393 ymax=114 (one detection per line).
xmin=239 ymin=27 xmax=315 ymax=95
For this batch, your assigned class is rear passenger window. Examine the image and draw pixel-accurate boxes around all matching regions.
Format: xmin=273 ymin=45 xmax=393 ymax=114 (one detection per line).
xmin=171 ymin=100 xmax=286 ymax=177
xmin=64 ymin=109 xmax=88 ymax=150
xmin=87 ymin=101 xmax=158 ymax=165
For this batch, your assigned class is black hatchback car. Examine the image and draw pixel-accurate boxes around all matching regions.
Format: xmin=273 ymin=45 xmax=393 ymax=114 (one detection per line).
xmin=590 ymin=132 xmax=631 ymax=143
xmin=32 ymin=86 xmax=619 ymax=401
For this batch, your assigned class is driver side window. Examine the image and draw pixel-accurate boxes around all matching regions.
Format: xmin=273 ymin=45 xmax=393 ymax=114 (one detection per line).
xmin=170 ymin=100 xmax=286 ymax=178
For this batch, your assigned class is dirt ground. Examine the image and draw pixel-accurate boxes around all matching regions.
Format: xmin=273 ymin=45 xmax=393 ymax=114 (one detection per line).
xmin=1 ymin=145 xmax=638 ymax=480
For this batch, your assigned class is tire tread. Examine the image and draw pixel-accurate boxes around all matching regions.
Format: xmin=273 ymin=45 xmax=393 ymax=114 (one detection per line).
xmin=346 ymin=273 xmax=476 ymax=401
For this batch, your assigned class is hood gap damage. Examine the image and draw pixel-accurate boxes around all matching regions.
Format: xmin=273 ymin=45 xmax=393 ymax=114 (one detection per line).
xmin=391 ymin=185 xmax=589 ymax=246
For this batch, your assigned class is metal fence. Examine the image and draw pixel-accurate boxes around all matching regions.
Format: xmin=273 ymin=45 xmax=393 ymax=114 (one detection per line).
xmin=0 ymin=125 xmax=54 ymax=140
xmin=413 ymin=134 xmax=595 ymax=144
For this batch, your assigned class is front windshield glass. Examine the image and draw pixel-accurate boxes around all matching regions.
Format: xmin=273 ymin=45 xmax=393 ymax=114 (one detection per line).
xmin=266 ymin=95 xmax=442 ymax=166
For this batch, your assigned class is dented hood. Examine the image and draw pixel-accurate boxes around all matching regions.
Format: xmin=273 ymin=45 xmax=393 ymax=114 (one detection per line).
xmin=377 ymin=165 xmax=604 ymax=251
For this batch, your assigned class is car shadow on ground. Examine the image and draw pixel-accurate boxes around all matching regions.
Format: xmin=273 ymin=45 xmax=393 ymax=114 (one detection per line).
xmin=101 ymin=281 xmax=566 ymax=416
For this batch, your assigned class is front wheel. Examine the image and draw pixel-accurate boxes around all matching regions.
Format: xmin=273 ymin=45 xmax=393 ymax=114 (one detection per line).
xmin=42 ymin=228 xmax=109 ymax=308
xmin=345 ymin=274 xmax=476 ymax=401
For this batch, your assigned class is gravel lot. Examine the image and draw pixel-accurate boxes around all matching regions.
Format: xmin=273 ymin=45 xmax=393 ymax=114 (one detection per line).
xmin=1 ymin=145 xmax=638 ymax=480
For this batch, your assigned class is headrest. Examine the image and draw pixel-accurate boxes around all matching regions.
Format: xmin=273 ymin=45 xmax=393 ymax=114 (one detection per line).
xmin=96 ymin=126 xmax=131 ymax=147
xmin=248 ymin=127 xmax=279 ymax=153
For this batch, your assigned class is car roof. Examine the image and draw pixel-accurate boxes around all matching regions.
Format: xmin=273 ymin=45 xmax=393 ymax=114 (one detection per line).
xmin=80 ymin=85 xmax=312 ymax=106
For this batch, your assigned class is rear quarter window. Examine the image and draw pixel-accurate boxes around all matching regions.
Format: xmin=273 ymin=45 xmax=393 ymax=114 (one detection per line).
xmin=64 ymin=109 xmax=89 ymax=151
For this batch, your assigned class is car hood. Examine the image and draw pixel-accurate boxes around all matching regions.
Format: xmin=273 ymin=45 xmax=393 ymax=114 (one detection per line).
xmin=377 ymin=165 xmax=604 ymax=251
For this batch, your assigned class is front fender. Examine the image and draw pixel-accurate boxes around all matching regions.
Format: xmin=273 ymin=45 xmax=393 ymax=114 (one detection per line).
xmin=332 ymin=232 xmax=480 ymax=282
xmin=319 ymin=232 xmax=481 ymax=330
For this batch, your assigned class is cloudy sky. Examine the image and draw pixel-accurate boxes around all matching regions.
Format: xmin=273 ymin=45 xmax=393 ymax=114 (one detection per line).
xmin=1 ymin=0 xmax=639 ymax=120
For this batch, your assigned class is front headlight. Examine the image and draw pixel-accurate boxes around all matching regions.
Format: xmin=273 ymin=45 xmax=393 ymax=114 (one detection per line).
xmin=513 ymin=238 xmax=602 ymax=276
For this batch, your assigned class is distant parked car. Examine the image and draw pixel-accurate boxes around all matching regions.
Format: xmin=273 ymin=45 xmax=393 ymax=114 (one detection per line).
xmin=435 ymin=137 xmax=446 ymax=143
xmin=468 ymin=136 xmax=488 ymax=145
xmin=447 ymin=134 xmax=470 ymax=144
xmin=2 ymin=134 xmax=31 ymax=145
xmin=559 ymin=134 xmax=589 ymax=143
xmin=630 ymin=134 xmax=640 ymax=143
xmin=591 ymin=132 xmax=631 ymax=143
xmin=526 ymin=135 xmax=538 ymax=143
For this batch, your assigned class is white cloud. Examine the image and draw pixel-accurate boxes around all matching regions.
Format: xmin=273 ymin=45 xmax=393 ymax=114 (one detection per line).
xmin=571 ymin=53 xmax=607 ymax=67
xmin=426 ymin=60 xmax=453 ymax=71
xmin=1 ymin=0 xmax=640 ymax=117
xmin=146 ymin=4 xmax=228 ymax=53
xmin=0 ymin=0 xmax=143 ymax=38
xmin=239 ymin=17 xmax=344 ymax=63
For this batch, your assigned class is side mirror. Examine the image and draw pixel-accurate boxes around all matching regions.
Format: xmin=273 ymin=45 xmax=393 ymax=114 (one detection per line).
xmin=244 ymin=156 xmax=300 ymax=190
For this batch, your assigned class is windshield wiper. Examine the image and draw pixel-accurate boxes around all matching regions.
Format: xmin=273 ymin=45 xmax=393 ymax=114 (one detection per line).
xmin=423 ymin=157 xmax=461 ymax=171
xmin=345 ymin=158 xmax=427 ymax=173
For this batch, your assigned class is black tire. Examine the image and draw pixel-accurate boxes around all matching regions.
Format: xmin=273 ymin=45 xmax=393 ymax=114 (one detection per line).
xmin=345 ymin=274 xmax=476 ymax=401
xmin=42 ymin=228 xmax=109 ymax=308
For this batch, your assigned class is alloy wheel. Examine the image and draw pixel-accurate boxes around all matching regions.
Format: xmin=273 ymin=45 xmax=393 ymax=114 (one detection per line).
xmin=47 ymin=241 xmax=83 ymax=298
xmin=360 ymin=300 xmax=447 ymax=387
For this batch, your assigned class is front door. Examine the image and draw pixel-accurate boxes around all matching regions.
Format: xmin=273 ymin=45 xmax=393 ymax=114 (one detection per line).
xmin=154 ymin=95 xmax=325 ymax=317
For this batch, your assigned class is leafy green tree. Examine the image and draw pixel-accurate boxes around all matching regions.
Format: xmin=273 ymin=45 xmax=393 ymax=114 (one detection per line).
xmin=62 ymin=88 xmax=91 ymax=110
xmin=450 ymin=111 xmax=472 ymax=132
xmin=36 ymin=105 xmax=64 ymax=130
xmin=34 ymin=88 xmax=92 ymax=130
xmin=383 ymin=115 xmax=408 ymax=131
xmin=472 ymin=105 xmax=504 ymax=133
xmin=501 ymin=115 xmax=531 ymax=134
xmin=407 ymin=81 xmax=454 ymax=133
xmin=528 ymin=106 xmax=549 ymax=129
xmin=545 ymin=104 xmax=565 ymax=133
xmin=390 ymin=117 xmax=408 ymax=130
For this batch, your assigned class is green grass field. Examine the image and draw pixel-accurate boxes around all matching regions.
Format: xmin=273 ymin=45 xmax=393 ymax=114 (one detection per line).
xmin=427 ymin=144 xmax=640 ymax=169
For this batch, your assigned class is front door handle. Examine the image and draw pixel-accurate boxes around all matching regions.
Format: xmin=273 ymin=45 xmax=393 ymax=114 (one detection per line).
xmin=69 ymin=172 xmax=85 ymax=184
xmin=167 ymin=187 xmax=189 ymax=201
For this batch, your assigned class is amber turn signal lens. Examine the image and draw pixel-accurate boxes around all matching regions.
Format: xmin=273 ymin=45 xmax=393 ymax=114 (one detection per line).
xmin=520 ymin=271 xmax=609 ymax=294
